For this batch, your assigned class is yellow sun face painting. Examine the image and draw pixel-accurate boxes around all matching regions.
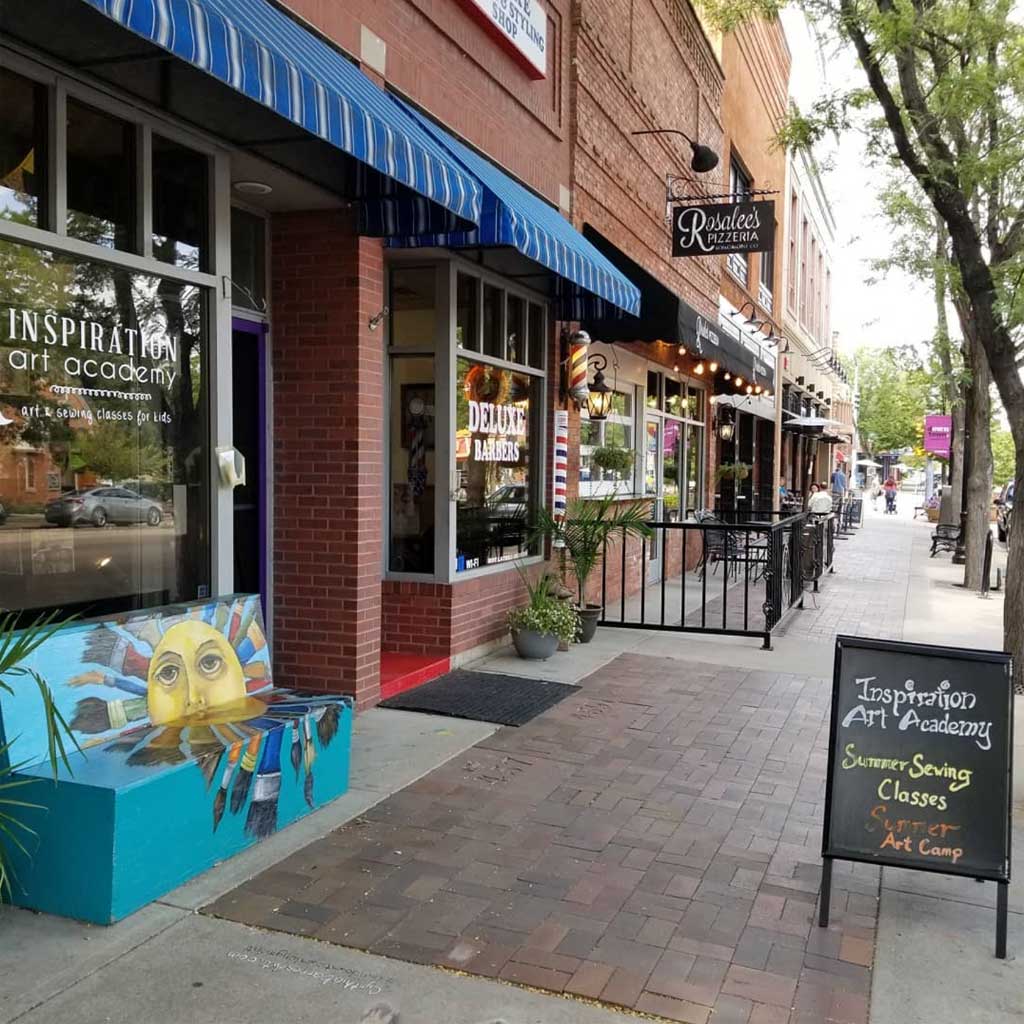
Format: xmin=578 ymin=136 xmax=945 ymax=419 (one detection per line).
xmin=146 ymin=621 xmax=251 ymax=725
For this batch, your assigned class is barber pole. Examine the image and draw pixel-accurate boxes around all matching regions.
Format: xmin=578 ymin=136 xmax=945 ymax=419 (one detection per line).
xmin=567 ymin=334 xmax=590 ymax=406
xmin=552 ymin=410 xmax=569 ymax=547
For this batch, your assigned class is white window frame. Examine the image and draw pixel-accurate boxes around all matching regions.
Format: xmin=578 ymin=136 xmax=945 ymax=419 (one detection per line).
xmin=579 ymin=387 xmax=638 ymax=498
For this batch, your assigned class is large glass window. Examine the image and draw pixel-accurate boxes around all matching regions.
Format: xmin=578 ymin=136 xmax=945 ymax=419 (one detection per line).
xmin=152 ymin=134 xmax=209 ymax=271
xmin=456 ymin=273 xmax=478 ymax=352
xmin=482 ymin=283 xmax=503 ymax=359
xmin=527 ymin=303 xmax=545 ymax=370
xmin=230 ymin=207 xmax=266 ymax=312
xmin=580 ymin=389 xmax=635 ymax=497
xmin=455 ymin=356 xmax=540 ymax=572
xmin=0 ymin=238 xmax=210 ymax=620
xmin=0 ymin=68 xmax=47 ymax=228
xmin=390 ymin=267 xmax=436 ymax=347
xmin=728 ymin=161 xmax=751 ymax=284
xmin=66 ymin=99 xmax=136 ymax=252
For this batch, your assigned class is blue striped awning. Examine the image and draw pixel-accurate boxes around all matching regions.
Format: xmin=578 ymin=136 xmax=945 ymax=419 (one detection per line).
xmin=384 ymin=101 xmax=641 ymax=317
xmin=80 ymin=0 xmax=482 ymax=231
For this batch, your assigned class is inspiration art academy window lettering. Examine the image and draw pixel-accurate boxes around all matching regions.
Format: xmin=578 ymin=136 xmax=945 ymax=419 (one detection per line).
xmin=0 ymin=239 xmax=210 ymax=619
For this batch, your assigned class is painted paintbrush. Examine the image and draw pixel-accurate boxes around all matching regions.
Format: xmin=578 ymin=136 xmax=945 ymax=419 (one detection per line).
xmin=245 ymin=726 xmax=283 ymax=839
xmin=229 ymin=734 xmax=263 ymax=814
xmin=213 ymin=740 xmax=243 ymax=830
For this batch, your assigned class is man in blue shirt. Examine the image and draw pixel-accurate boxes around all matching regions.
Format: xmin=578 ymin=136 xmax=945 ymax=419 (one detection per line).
xmin=830 ymin=465 xmax=848 ymax=497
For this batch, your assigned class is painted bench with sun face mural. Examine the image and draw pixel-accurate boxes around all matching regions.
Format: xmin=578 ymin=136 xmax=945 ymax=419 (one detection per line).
xmin=0 ymin=594 xmax=352 ymax=924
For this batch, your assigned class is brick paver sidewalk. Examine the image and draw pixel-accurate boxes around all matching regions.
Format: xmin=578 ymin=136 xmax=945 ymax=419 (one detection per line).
xmin=205 ymin=655 xmax=881 ymax=1023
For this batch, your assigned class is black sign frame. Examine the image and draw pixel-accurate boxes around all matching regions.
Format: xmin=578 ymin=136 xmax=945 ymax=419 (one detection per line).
xmin=819 ymin=635 xmax=1013 ymax=957
xmin=672 ymin=200 xmax=776 ymax=258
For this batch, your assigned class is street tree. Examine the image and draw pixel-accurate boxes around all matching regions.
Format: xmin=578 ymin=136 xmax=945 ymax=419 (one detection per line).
xmin=700 ymin=0 xmax=1024 ymax=685
xmin=852 ymin=345 xmax=931 ymax=455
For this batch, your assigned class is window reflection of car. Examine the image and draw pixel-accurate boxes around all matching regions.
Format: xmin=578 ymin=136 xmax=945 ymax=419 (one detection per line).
xmin=996 ymin=481 xmax=1014 ymax=543
xmin=45 ymin=487 xmax=163 ymax=528
xmin=0 ymin=500 xmax=6 ymax=525
xmin=486 ymin=485 xmax=528 ymax=518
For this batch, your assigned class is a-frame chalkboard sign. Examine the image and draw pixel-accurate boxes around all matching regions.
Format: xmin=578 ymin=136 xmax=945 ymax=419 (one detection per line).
xmin=820 ymin=635 xmax=1013 ymax=958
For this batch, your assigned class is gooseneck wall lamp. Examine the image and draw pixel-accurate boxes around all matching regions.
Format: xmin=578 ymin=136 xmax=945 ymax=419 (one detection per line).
xmin=631 ymin=128 xmax=720 ymax=173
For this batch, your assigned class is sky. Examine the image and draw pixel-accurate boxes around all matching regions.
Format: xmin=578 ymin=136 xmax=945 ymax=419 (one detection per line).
xmin=779 ymin=9 xmax=941 ymax=356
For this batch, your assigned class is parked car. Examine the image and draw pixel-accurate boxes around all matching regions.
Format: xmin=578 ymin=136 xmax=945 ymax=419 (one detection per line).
xmin=0 ymin=499 xmax=7 ymax=525
xmin=996 ymin=481 xmax=1014 ymax=543
xmin=45 ymin=487 xmax=163 ymax=528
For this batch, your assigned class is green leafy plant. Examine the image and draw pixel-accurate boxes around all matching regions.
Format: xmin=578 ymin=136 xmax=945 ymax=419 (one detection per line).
xmin=590 ymin=445 xmax=635 ymax=477
xmin=0 ymin=611 xmax=77 ymax=895
xmin=531 ymin=494 xmax=653 ymax=605
xmin=507 ymin=572 xmax=580 ymax=644
xmin=716 ymin=462 xmax=751 ymax=482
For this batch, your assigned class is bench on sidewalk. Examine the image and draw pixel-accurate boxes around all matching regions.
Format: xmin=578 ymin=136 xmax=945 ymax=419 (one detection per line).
xmin=931 ymin=523 xmax=961 ymax=556
xmin=0 ymin=594 xmax=353 ymax=924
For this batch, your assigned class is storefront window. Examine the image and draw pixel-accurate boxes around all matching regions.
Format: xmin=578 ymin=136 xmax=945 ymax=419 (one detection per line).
xmin=230 ymin=207 xmax=266 ymax=312
xmin=388 ymin=355 xmax=436 ymax=574
xmin=456 ymin=273 xmax=478 ymax=351
xmin=390 ymin=267 xmax=436 ymax=347
xmin=482 ymin=283 xmax=503 ymax=359
xmin=527 ymin=303 xmax=545 ymax=370
xmin=646 ymin=370 xmax=661 ymax=409
xmin=686 ymin=423 xmax=702 ymax=513
xmin=579 ymin=389 xmax=634 ymax=497
xmin=0 ymin=68 xmax=47 ymax=228
xmin=66 ymin=99 xmax=136 ymax=252
xmin=506 ymin=295 xmax=525 ymax=365
xmin=0 ymin=238 xmax=210 ymax=620
xmin=152 ymin=134 xmax=209 ymax=271
xmin=455 ymin=356 xmax=539 ymax=571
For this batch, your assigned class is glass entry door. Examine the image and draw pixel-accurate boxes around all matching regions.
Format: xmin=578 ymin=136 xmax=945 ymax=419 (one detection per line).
xmin=644 ymin=416 xmax=683 ymax=584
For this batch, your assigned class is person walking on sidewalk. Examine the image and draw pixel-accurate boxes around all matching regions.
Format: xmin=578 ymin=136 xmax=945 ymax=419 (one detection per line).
xmin=830 ymin=464 xmax=848 ymax=499
xmin=883 ymin=476 xmax=898 ymax=514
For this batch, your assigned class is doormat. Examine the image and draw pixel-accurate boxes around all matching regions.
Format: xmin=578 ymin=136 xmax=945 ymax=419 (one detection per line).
xmin=379 ymin=670 xmax=577 ymax=726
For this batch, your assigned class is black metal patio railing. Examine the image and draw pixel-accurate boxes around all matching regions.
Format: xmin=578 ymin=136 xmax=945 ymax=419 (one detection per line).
xmin=598 ymin=511 xmax=836 ymax=649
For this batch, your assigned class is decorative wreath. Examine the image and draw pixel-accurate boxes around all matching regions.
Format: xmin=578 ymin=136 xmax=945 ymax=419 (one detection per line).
xmin=463 ymin=363 xmax=511 ymax=406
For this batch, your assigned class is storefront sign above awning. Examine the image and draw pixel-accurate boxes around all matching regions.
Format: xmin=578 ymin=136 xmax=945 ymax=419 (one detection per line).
xmin=672 ymin=201 xmax=776 ymax=257
xmin=459 ymin=0 xmax=548 ymax=78
xmin=578 ymin=229 xmax=775 ymax=388
xmin=80 ymin=0 xmax=483 ymax=232
xmin=383 ymin=105 xmax=641 ymax=317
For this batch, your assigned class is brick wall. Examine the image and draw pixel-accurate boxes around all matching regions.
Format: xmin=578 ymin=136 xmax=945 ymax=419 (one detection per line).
xmin=270 ymin=209 xmax=384 ymax=710
xmin=571 ymin=0 xmax=724 ymax=321
xmin=280 ymin=0 xmax=571 ymax=205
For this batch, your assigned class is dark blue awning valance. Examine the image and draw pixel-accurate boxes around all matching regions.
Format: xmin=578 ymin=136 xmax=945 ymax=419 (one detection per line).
xmin=80 ymin=0 xmax=482 ymax=232
xmin=382 ymin=101 xmax=641 ymax=318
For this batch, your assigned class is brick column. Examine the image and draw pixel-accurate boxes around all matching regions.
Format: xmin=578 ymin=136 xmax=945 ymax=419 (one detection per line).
xmin=270 ymin=209 xmax=383 ymax=709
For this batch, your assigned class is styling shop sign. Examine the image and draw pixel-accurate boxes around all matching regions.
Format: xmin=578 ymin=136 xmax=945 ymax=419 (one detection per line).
xmin=460 ymin=0 xmax=547 ymax=78
xmin=672 ymin=201 xmax=776 ymax=257
xmin=820 ymin=635 xmax=1013 ymax=958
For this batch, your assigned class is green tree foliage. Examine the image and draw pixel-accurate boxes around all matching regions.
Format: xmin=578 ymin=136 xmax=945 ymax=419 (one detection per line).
xmin=852 ymin=346 xmax=931 ymax=454
xmin=992 ymin=428 xmax=1016 ymax=485
xmin=72 ymin=420 xmax=170 ymax=484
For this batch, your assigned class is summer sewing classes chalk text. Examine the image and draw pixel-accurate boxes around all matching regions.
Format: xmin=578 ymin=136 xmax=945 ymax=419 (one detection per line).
xmin=841 ymin=743 xmax=972 ymax=811
xmin=840 ymin=676 xmax=993 ymax=750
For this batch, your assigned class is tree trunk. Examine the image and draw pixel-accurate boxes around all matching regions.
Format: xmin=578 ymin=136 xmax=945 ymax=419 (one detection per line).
xmin=931 ymin=233 xmax=963 ymax=520
xmin=949 ymin=403 xmax=965 ymax=520
xmin=961 ymin=335 xmax=993 ymax=588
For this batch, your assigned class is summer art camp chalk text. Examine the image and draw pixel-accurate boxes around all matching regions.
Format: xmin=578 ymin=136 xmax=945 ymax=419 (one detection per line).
xmin=820 ymin=636 xmax=1012 ymax=959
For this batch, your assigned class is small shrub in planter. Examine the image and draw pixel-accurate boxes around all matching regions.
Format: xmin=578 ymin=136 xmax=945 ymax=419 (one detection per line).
xmin=507 ymin=573 xmax=580 ymax=660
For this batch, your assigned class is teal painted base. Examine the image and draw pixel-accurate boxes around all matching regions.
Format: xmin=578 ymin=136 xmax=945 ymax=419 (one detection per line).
xmin=7 ymin=698 xmax=352 ymax=924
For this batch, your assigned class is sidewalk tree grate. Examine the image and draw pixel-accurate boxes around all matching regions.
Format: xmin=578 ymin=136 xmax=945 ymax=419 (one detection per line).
xmin=380 ymin=670 xmax=578 ymax=726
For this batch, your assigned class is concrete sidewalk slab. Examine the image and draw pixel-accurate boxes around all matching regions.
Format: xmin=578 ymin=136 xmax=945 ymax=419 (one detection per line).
xmin=0 ymin=902 xmax=187 ymax=1024
xmin=870 ymin=889 xmax=1023 ymax=1024
xmin=11 ymin=914 xmax=641 ymax=1024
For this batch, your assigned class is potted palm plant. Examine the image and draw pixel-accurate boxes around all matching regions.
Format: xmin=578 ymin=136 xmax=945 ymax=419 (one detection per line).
xmin=507 ymin=572 xmax=580 ymax=660
xmin=0 ymin=612 xmax=76 ymax=895
xmin=532 ymin=494 xmax=652 ymax=643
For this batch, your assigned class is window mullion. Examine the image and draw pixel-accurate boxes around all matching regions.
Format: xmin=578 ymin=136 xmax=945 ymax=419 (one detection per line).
xmin=138 ymin=123 xmax=152 ymax=259
xmin=51 ymin=81 xmax=66 ymax=235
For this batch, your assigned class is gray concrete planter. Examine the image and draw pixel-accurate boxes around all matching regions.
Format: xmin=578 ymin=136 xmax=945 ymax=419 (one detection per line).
xmin=576 ymin=605 xmax=601 ymax=644
xmin=511 ymin=628 xmax=560 ymax=660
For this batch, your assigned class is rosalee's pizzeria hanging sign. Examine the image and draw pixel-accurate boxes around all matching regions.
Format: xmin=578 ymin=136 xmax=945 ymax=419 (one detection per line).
xmin=672 ymin=201 xmax=776 ymax=257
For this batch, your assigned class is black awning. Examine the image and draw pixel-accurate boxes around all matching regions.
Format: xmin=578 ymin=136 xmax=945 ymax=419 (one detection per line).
xmin=580 ymin=227 xmax=776 ymax=389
